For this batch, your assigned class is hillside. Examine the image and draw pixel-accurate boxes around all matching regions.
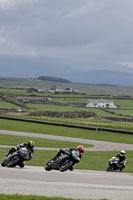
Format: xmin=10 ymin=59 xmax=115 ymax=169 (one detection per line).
xmin=1 ymin=77 xmax=133 ymax=95
xmin=37 ymin=76 xmax=71 ymax=83
xmin=1 ymin=55 xmax=133 ymax=86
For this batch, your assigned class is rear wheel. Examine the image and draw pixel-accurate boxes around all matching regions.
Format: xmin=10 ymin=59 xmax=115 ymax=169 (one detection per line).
xmin=7 ymin=156 xmax=20 ymax=167
xmin=60 ymin=159 xmax=73 ymax=172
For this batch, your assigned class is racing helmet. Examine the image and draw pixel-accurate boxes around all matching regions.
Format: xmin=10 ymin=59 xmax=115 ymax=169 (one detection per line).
xmin=120 ymin=150 xmax=125 ymax=155
xmin=28 ymin=141 xmax=34 ymax=149
xmin=77 ymin=145 xmax=84 ymax=153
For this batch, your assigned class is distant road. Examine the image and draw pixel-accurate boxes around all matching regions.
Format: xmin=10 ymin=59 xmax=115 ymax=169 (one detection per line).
xmin=0 ymin=130 xmax=133 ymax=151
xmin=0 ymin=166 xmax=133 ymax=200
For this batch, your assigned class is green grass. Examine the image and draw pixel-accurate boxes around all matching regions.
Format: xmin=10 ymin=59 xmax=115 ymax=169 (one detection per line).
xmin=0 ymin=194 xmax=108 ymax=200
xmin=0 ymin=119 xmax=133 ymax=144
xmin=27 ymin=104 xmax=120 ymax=118
xmin=5 ymin=113 xmax=133 ymax=131
xmin=111 ymin=109 xmax=133 ymax=117
xmin=0 ymin=102 xmax=22 ymax=109
xmin=0 ymin=134 xmax=92 ymax=148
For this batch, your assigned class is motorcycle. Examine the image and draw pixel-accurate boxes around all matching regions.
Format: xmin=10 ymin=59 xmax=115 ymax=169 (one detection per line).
xmin=45 ymin=149 xmax=80 ymax=172
xmin=106 ymin=156 xmax=126 ymax=172
xmin=1 ymin=147 xmax=31 ymax=168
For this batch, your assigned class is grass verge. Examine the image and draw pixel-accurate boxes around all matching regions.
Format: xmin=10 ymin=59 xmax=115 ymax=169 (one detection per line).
xmin=0 ymin=194 xmax=108 ymax=200
xmin=0 ymin=134 xmax=92 ymax=148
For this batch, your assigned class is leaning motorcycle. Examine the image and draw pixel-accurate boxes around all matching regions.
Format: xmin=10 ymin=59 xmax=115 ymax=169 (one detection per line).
xmin=1 ymin=147 xmax=31 ymax=168
xmin=106 ymin=156 xmax=126 ymax=172
xmin=45 ymin=150 xmax=80 ymax=172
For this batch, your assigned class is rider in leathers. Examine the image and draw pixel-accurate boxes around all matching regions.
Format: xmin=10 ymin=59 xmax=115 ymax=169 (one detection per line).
xmin=116 ymin=150 xmax=126 ymax=171
xmin=52 ymin=145 xmax=84 ymax=171
xmin=1 ymin=141 xmax=34 ymax=168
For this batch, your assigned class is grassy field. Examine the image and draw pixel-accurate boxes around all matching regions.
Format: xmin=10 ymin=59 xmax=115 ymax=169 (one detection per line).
xmin=0 ymin=118 xmax=133 ymax=144
xmin=1 ymin=86 xmax=133 ymax=125
xmin=0 ymin=134 xmax=92 ymax=148
xmin=0 ymin=194 xmax=108 ymax=200
xmin=0 ymin=102 xmax=22 ymax=109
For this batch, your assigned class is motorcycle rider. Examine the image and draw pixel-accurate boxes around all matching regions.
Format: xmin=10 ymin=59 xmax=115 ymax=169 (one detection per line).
xmin=52 ymin=145 xmax=84 ymax=171
xmin=1 ymin=141 xmax=34 ymax=168
xmin=116 ymin=150 xmax=126 ymax=171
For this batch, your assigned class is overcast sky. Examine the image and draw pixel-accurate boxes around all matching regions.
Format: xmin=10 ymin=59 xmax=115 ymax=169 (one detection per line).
xmin=1 ymin=0 xmax=133 ymax=70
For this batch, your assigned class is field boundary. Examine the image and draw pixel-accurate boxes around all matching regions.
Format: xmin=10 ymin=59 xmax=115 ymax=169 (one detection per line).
xmin=0 ymin=115 xmax=133 ymax=135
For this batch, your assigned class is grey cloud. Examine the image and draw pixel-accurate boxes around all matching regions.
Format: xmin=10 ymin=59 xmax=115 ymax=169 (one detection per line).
xmin=0 ymin=0 xmax=133 ymax=66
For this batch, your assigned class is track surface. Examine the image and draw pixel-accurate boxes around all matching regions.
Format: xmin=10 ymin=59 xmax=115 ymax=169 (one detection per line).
xmin=0 ymin=166 xmax=133 ymax=200
xmin=0 ymin=130 xmax=133 ymax=200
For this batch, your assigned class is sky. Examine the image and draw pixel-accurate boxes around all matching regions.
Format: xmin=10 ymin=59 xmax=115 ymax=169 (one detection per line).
xmin=1 ymin=0 xmax=133 ymax=71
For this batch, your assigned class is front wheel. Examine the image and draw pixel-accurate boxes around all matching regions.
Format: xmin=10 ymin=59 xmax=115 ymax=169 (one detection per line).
xmin=7 ymin=156 xmax=20 ymax=167
xmin=106 ymin=166 xmax=111 ymax=172
xmin=60 ymin=159 xmax=73 ymax=172
xmin=45 ymin=160 xmax=53 ymax=171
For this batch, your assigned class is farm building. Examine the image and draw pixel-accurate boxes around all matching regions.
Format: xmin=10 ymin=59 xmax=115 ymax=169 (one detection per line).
xmin=16 ymin=96 xmax=52 ymax=104
xmin=86 ymin=99 xmax=117 ymax=109
xmin=27 ymin=87 xmax=79 ymax=94
xmin=27 ymin=88 xmax=38 ymax=93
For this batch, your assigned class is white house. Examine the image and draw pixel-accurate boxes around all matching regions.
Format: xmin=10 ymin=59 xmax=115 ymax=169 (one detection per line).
xmin=86 ymin=99 xmax=117 ymax=109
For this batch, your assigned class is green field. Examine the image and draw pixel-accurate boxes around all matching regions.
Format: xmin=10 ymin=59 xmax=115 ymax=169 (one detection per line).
xmin=1 ymin=85 xmax=133 ymax=125
xmin=0 ymin=133 xmax=92 ymax=148
xmin=0 ymin=119 xmax=133 ymax=144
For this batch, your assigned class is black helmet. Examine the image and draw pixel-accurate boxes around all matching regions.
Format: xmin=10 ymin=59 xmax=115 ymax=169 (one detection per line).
xmin=28 ymin=141 xmax=34 ymax=149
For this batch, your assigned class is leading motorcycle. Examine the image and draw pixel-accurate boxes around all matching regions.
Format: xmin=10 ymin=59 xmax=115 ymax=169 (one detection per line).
xmin=45 ymin=149 xmax=80 ymax=172
xmin=1 ymin=147 xmax=31 ymax=168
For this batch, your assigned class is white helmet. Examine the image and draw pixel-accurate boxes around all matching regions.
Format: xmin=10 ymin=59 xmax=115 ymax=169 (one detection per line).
xmin=120 ymin=150 xmax=125 ymax=155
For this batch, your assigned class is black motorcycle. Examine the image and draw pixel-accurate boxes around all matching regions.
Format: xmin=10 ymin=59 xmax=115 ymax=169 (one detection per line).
xmin=45 ymin=150 xmax=80 ymax=172
xmin=106 ymin=156 xmax=126 ymax=172
xmin=1 ymin=147 xmax=30 ymax=168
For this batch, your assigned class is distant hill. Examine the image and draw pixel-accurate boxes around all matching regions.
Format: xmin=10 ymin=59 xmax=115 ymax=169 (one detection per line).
xmin=64 ymin=70 xmax=133 ymax=86
xmin=37 ymin=76 xmax=71 ymax=83
xmin=1 ymin=55 xmax=133 ymax=86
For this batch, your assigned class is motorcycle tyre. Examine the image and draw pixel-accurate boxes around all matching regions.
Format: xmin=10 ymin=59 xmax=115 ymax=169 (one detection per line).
xmin=1 ymin=161 xmax=6 ymax=167
xmin=45 ymin=160 xmax=53 ymax=171
xmin=106 ymin=166 xmax=111 ymax=172
xmin=7 ymin=156 xmax=21 ymax=167
xmin=60 ymin=159 xmax=74 ymax=172
xmin=45 ymin=165 xmax=52 ymax=171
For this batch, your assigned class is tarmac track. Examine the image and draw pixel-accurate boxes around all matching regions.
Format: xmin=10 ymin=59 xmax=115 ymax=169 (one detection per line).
xmin=0 ymin=130 xmax=133 ymax=200
xmin=0 ymin=166 xmax=133 ymax=200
